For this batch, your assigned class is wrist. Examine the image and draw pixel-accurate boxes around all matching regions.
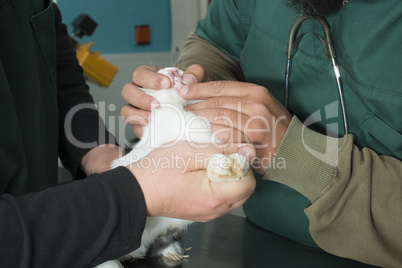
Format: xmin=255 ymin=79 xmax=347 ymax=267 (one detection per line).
xmin=253 ymin=114 xmax=292 ymax=174
xmin=126 ymin=164 xmax=161 ymax=217
xmin=80 ymin=145 xmax=123 ymax=175
xmin=263 ymin=116 xmax=345 ymax=202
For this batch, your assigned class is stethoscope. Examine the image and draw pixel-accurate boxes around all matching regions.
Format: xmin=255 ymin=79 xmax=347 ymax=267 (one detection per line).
xmin=285 ymin=15 xmax=349 ymax=135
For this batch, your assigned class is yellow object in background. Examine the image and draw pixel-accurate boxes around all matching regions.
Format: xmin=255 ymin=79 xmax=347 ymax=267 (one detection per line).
xmin=75 ymin=42 xmax=118 ymax=87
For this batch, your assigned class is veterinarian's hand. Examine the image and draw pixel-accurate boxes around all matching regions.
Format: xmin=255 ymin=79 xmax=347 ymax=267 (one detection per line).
xmin=181 ymin=64 xmax=213 ymax=84
xmin=126 ymin=141 xmax=256 ymax=222
xmin=179 ymin=81 xmax=292 ymax=174
xmin=80 ymin=144 xmax=123 ymax=175
xmin=121 ymin=64 xmax=211 ymax=138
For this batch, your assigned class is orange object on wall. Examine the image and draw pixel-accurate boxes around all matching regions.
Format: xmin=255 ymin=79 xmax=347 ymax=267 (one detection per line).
xmin=135 ymin=25 xmax=150 ymax=45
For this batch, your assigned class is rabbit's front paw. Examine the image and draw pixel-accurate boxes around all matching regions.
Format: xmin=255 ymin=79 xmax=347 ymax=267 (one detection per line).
xmin=207 ymin=153 xmax=249 ymax=182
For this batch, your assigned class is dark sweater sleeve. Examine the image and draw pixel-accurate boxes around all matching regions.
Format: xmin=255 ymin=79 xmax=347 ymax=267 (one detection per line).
xmin=0 ymin=167 xmax=146 ymax=268
xmin=54 ymin=4 xmax=116 ymax=179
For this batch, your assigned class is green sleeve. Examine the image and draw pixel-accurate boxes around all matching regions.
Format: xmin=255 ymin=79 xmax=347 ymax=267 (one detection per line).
xmin=175 ymin=32 xmax=244 ymax=82
xmin=266 ymin=116 xmax=402 ymax=267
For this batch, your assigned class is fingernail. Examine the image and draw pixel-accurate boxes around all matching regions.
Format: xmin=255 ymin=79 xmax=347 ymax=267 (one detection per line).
xmin=183 ymin=74 xmax=196 ymax=85
xmin=179 ymin=85 xmax=189 ymax=96
xmin=160 ymin=78 xmax=171 ymax=89
xmin=150 ymin=100 xmax=160 ymax=109
xmin=239 ymin=144 xmax=255 ymax=158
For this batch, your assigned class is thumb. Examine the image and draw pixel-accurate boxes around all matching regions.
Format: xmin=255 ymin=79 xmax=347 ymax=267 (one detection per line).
xmin=238 ymin=144 xmax=257 ymax=163
xmin=182 ymin=64 xmax=212 ymax=84
xmin=217 ymin=143 xmax=256 ymax=165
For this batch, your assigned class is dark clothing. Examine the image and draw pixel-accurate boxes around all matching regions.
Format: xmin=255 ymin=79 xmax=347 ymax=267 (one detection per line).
xmin=0 ymin=1 xmax=146 ymax=266
xmin=0 ymin=167 xmax=146 ymax=267
xmin=54 ymin=3 xmax=115 ymax=181
xmin=0 ymin=0 xmax=112 ymax=195
xmin=0 ymin=0 xmax=59 ymax=195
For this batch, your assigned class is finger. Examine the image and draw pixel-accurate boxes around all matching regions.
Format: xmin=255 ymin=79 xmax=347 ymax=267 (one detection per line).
xmin=188 ymin=97 xmax=271 ymax=124
xmin=187 ymin=96 xmax=244 ymax=112
xmin=216 ymin=168 xmax=256 ymax=194
xmin=179 ymin=81 xmax=261 ymax=100
xmin=195 ymin=108 xmax=272 ymax=145
xmin=230 ymin=195 xmax=253 ymax=211
xmin=182 ymin=64 xmax=213 ymax=84
xmin=216 ymin=169 xmax=256 ymax=205
xmin=133 ymin=125 xmax=144 ymax=138
xmin=210 ymin=124 xmax=249 ymax=144
xmin=190 ymin=170 xmax=255 ymax=222
xmin=120 ymin=104 xmax=150 ymax=125
xmin=215 ymin=183 xmax=256 ymax=220
xmin=121 ymin=82 xmax=158 ymax=111
xmin=192 ymin=107 xmax=250 ymax=134
xmin=132 ymin=65 xmax=171 ymax=89
xmin=203 ymin=169 xmax=256 ymax=221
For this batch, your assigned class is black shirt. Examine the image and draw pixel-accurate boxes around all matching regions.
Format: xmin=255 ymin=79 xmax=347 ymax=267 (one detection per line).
xmin=0 ymin=2 xmax=146 ymax=267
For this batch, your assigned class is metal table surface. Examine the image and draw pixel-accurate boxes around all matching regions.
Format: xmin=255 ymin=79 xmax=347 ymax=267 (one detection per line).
xmin=125 ymin=214 xmax=376 ymax=268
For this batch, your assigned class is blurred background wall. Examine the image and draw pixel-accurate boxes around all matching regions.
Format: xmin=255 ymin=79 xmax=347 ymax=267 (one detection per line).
xmin=55 ymin=0 xmax=209 ymax=175
xmin=56 ymin=0 xmax=210 ymax=146
xmin=57 ymin=0 xmax=172 ymax=54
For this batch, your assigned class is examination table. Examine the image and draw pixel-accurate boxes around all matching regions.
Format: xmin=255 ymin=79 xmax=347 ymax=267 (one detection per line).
xmin=124 ymin=214 xmax=376 ymax=268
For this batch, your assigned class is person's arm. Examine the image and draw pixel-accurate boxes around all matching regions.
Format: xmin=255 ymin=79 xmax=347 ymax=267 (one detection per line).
xmin=53 ymin=4 xmax=117 ymax=178
xmin=266 ymin=117 xmax=402 ymax=267
xmin=0 ymin=167 xmax=146 ymax=268
xmin=175 ymin=32 xmax=244 ymax=82
xmin=176 ymin=34 xmax=402 ymax=267
xmin=0 ymin=139 xmax=256 ymax=268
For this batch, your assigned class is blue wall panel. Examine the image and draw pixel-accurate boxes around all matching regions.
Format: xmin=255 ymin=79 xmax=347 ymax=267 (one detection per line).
xmin=57 ymin=0 xmax=171 ymax=53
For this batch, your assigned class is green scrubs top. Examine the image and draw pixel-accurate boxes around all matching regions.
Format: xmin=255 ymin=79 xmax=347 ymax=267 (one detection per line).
xmin=196 ymin=0 xmax=402 ymax=247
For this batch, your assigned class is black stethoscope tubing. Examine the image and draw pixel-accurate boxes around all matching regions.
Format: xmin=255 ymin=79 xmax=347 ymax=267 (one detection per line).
xmin=285 ymin=15 xmax=349 ymax=135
